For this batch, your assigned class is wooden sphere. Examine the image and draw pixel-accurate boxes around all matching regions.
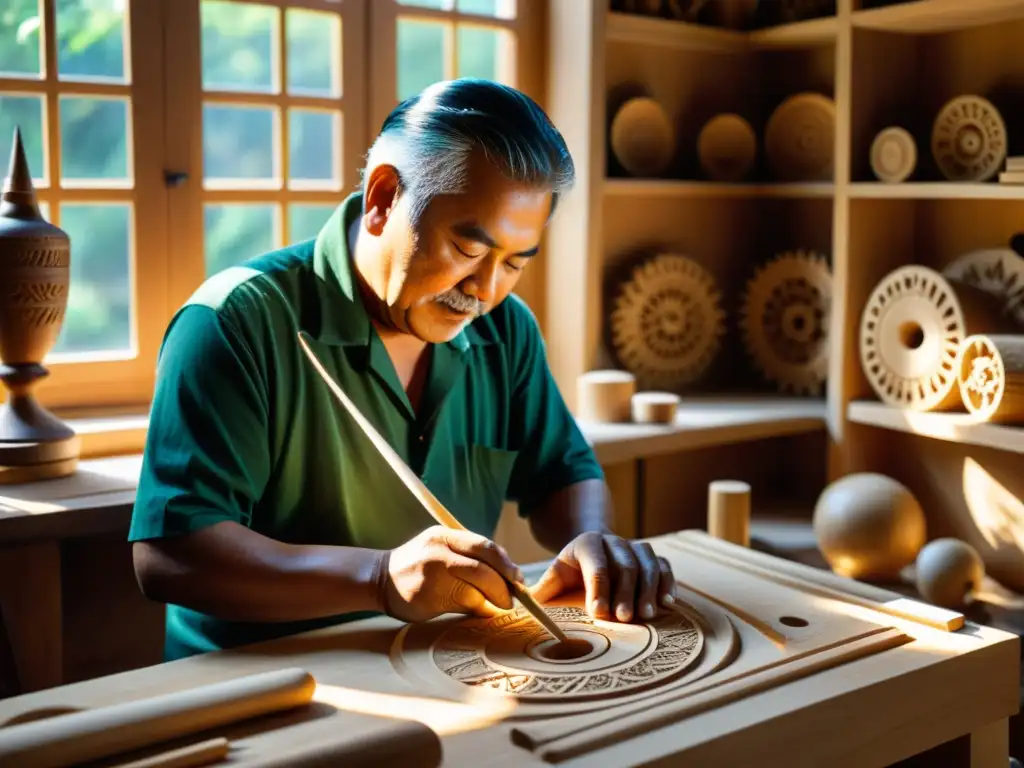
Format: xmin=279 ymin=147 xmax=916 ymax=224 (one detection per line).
xmin=915 ymin=538 xmax=985 ymax=609
xmin=697 ymin=113 xmax=756 ymax=182
xmin=610 ymin=97 xmax=675 ymax=177
xmin=577 ymin=370 xmax=636 ymax=423
xmin=812 ymin=473 xmax=927 ymax=581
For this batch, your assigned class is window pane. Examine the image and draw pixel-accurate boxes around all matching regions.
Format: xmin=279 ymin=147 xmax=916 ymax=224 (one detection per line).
xmin=201 ymin=0 xmax=278 ymax=93
xmin=0 ymin=94 xmax=46 ymax=185
xmin=398 ymin=0 xmax=451 ymax=8
xmin=457 ymin=25 xmax=512 ymax=82
xmin=55 ymin=0 xmax=127 ymax=83
xmin=289 ymin=203 xmax=336 ymax=243
xmin=204 ymin=203 xmax=278 ymax=276
xmin=0 ymin=1 xmax=42 ymax=77
xmin=457 ymin=0 xmax=515 ymax=18
xmin=59 ymin=96 xmax=130 ymax=184
xmin=289 ymin=109 xmax=340 ymax=188
xmin=203 ymin=103 xmax=278 ymax=186
xmin=52 ymin=203 xmax=133 ymax=357
xmin=397 ymin=20 xmax=448 ymax=102
xmin=286 ymin=9 xmax=341 ymax=97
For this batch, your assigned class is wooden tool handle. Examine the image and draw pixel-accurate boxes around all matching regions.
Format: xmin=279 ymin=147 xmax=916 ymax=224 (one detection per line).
xmin=0 ymin=667 xmax=316 ymax=768
xmin=110 ymin=738 xmax=230 ymax=768
xmin=297 ymin=333 xmax=464 ymax=531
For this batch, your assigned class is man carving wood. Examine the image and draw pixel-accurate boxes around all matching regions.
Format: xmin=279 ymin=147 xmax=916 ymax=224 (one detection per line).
xmin=129 ymin=79 xmax=676 ymax=661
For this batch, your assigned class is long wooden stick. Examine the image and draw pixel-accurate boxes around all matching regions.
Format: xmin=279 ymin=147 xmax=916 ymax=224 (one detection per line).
xmin=110 ymin=738 xmax=230 ymax=768
xmin=297 ymin=332 xmax=568 ymax=644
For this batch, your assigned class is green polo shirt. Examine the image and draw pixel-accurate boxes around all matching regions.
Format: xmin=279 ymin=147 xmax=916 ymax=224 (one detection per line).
xmin=129 ymin=192 xmax=603 ymax=660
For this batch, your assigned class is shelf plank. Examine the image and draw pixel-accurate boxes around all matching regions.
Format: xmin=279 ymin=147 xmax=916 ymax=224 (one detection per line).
xmin=604 ymin=179 xmax=834 ymax=198
xmin=849 ymin=182 xmax=1024 ymax=200
xmin=847 ymin=400 xmax=1024 ymax=453
xmin=605 ymin=11 xmax=837 ymax=52
xmin=605 ymin=11 xmax=746 ymax=53
xmin=580 ymin=396 xmax=827 ymax=465
xmin=748 ymin=15 xmax=838 ymax=48
xmin=852 ymin=0 xmax=1024 ymax=34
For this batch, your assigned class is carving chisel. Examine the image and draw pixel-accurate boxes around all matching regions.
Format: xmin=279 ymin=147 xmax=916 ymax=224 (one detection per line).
xmin=298 ymin=332 xmax=569 ymax=644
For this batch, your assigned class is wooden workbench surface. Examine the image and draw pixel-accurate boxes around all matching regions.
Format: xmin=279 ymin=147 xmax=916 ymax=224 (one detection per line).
xmin=0 ymin=531 xmax=1018 ymax=768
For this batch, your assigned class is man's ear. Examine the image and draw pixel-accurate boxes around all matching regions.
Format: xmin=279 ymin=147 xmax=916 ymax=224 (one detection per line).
xmin=363 ymin=164 xmax=401 ymax=236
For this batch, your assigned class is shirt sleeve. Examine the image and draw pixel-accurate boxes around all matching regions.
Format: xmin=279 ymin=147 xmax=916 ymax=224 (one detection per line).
xmin=128 ymin=304 xmax=271 ymax=541
xmin=503 ymin=297 xmax=605 ymax=516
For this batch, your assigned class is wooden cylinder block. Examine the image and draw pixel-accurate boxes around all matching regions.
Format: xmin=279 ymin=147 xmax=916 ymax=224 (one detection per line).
xmin=707 ymin=480 xmax=751 ymax=547
xmin=577 ymin=370 xmax=636 ymax=423
xmin=957 ymin=334 xmax=1024 ymax=423
xmin=630 ymin=391 xmax=680 ymax=424
xmin=0 ymin=667 xmax=317 ymax=768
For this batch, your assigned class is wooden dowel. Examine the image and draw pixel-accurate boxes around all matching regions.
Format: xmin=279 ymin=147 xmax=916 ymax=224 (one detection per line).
xmin=706 ymin=480 xmax=750 ymax=547
xmin=110 ymin=738 xmax=230 ymax=768
xmin=0 ymin=668 xmax=316 ymax=768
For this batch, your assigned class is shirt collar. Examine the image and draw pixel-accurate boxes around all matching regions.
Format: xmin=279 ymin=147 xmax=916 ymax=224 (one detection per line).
xmin=311 ymin=192 xmax=491 ymax=351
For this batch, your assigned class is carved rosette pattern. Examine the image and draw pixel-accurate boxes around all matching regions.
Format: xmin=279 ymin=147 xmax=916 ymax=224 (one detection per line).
xmin=431 ymin=606 xmax=703 ymax=698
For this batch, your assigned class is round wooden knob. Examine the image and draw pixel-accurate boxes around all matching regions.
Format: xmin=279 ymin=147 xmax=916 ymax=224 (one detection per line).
xmin=915 ymin=538 xmax=984 ymax=609
xmin=630 ymin=391 xmax=680 ymax=424
xmin=610 ymin=97 xmax=675 ymax=177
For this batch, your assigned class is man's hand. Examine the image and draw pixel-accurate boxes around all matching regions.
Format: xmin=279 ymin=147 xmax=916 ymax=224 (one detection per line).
xmin=529 ymin=532 xmax=675 ymax=622
xmin=380 ymin=526 xmax=524 ymax=623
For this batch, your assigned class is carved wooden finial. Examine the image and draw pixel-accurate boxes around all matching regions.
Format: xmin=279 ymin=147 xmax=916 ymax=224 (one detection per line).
xmin=0 ymin=126 xmax=41 ymax=219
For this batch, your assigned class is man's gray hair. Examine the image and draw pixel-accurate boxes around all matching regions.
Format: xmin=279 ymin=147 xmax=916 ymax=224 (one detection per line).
xmin=361 ymin=79 xmax=575 ymax=226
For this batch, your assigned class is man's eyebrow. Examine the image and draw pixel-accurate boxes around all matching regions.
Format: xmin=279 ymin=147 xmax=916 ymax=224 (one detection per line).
xmin=452 ymin=221 xmax=540 ymax=258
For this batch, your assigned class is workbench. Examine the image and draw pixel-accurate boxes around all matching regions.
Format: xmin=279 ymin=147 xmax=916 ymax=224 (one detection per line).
xmin=0 ymin=529 xmax=1017 ymax=768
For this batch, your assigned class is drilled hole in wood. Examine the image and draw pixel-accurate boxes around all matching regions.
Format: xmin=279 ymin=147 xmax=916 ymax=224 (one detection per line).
xmin=779 ymin=616 xmax=809 ymax=628
xmin=538 ymin=637 xmax=595 ymax=661
xmin=898 ymin=321 xmax=925 ymax=350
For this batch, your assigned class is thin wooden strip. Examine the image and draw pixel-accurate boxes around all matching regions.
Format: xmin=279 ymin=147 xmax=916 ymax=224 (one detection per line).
xmin=666 ymin=532 xmax=964 ymax=631
xmin=0 ymin=668 xmax=315 ymax=768
xmin=511 ymin=628 xmax=911 ymax=762
xmin=109 ymin=738 xmax=230 ymax=768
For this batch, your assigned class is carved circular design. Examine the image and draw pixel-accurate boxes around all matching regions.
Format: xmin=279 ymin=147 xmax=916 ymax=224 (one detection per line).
xmin=957 ymin=334 xmax=1008 ymax=420
xmin=740 ymin=250 xmax=832 ymax=396
xmin=609 ymin=253 xmax=725 ymax=389
xmin=764 ymin=92 xmax=836 ymax=181
xmin=427 ymin=606 xmax=703 ymax=701
xmin=610 ymin=97 xmax=675 ymax=177
xmin=870 ymin=126 xmax=917 ymax=183
xmin=697 ymin=113 xmax=757 ymax=182
xmin=391 ymin=591 xmax=738 ymax=719
xmin=942 ymin=248 xmax=1024 ymax=327
xmin=931 ymin=95 xmax=1007 ymax=182
xmin=859 ymin=265 xmax=970 ymax=410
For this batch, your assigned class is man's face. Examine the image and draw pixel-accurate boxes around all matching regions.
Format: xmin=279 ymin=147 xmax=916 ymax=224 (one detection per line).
xmin=361 ymin=154 xmax=552 ymax=343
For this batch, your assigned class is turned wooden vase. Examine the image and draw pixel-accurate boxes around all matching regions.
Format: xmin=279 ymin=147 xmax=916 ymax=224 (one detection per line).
xmin=0 ymin=127 xmax=78 ymax=480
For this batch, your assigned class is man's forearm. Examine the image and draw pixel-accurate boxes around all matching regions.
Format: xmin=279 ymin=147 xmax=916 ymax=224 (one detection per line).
xmin=133 ymin=521 xmax=387 ymax=622
xmin=527 ymin=478 xmax=614 ymax=553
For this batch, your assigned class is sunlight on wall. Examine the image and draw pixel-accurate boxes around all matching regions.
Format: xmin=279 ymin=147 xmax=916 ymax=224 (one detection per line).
xmin=962 ymin=457 xmax=1024 ymax=553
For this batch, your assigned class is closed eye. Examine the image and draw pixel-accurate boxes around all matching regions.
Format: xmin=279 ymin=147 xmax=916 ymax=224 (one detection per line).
xmin=452 ymin=241 xmax=488 ymax=259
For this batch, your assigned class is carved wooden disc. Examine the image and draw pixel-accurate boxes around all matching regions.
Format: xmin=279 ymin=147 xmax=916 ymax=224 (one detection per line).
xmin=942 ymin=247 xmax=1024 ymax=327
xmin=870 ymin=126 xmax=916 ymax=183
xmin=931 ymin=95 xmax=1006 ymax=182
xmin=390 ymin=592 xmax=737 ymax=718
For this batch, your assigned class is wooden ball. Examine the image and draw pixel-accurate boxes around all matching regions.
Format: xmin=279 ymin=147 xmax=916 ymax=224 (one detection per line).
xmin=915 ymin=538 xmax=985 ymax=609
xmin=812 ymin=473 xmax=927 ymax=581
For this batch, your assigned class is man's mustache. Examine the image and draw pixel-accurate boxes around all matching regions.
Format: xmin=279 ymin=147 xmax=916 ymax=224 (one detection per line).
xmin=435 ymin=289 xmax=482 ymax=315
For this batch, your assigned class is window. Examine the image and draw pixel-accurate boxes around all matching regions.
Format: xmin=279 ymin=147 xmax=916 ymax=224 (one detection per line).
xmin=0 ymin=0 xmax=167 ymax=409
xmin=162 ymin=0 xmax=368 ymax=310
xmin=0 ymin=0 xmax=542 ymax=422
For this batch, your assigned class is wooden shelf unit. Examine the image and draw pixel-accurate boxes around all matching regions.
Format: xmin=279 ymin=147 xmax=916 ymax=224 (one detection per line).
xmin=544 ymin=0 xmax=1024 ymax=581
